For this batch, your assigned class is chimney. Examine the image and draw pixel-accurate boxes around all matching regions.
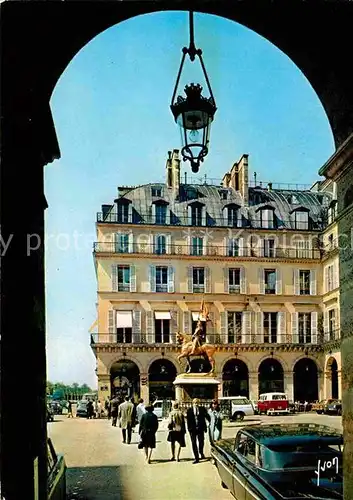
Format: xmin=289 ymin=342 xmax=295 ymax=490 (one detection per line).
xmin=227 ymin=154 xmax=249 ymax=205
xmin=166 ymin=149 xmax=180 ymax=198
xmin=222 ymin=173 xmax=231 ymax=187
xmin=268 ymin=182 xmax=273 ymax=191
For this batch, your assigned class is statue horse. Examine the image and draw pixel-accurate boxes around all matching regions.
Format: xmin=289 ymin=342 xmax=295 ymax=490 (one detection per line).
xmin=176 ymin=332 xmax=216 ymax=374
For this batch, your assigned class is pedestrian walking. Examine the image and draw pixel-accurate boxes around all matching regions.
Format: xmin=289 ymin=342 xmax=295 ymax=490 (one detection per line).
xmin=118 ymin=395 xmax=135 ymax=444
xmin=208 ymin=400 xmax=223 ymax=443
xmin=96 ymin=400 xmax=103 ymax=418
xmin=167 ymin=402 xmax=186 ymax=462
xmin=86 ymin=400 xmax=94 ymax=420
xmin=105 ymin=397 xmax=110 ymax=419
xmin=67 ymin=400 xmax=73 ymax=418
xmin=111 ymin=396 xmax=120 ymax=426
xmin=138 ymin=403 xmax=159 ymax=464
xmin=136 ymin=398 xmax=146 ymax=424
xmin=186 ymin=398 xmax=210 ymax=464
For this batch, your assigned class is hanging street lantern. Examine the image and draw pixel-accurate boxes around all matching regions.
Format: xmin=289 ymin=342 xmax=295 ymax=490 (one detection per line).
xmin=170 ymin=11 xmax=217 ymax=173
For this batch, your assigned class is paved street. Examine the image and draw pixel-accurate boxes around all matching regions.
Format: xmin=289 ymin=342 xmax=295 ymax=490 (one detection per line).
xmin=48 ymin=413 xmax=342 ymax=500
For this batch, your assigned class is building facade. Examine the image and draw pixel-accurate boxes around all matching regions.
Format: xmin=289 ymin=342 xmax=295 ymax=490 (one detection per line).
xmin=91 ymin=150 xmax=341 ymax=404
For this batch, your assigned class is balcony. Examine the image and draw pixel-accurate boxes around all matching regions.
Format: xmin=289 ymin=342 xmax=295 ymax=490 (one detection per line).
xmin=323 ymin=328 xmax=341 ymax=343
xmin=93 ymin=242 xmax=321 ymax=259
xmin=96 ymin=212 xmax=325 ymax=231
xmin=321 ymin=239 xmax=339 ymax=258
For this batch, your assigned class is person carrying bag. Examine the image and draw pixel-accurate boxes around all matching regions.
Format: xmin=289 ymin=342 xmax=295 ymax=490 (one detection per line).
xmin=167 ymin=402 xmax=186 ymax=462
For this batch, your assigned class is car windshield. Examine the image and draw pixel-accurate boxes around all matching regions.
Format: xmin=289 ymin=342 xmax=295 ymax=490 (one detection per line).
xmin=262 ymin=442 xmax=343 ymax=469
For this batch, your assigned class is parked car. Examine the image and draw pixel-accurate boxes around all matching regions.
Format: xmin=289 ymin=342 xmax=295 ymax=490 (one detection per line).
xmin=219 ymin=396 xmax=254 ymax=421
xmin=258 ymin=392 xmax=290 ymax=415
xmin=210 ymin=423 xmax=343 ymax=500
xmin=250 ymin=400 xmax=258 ymax=414
xmin=325 ymin=400 xmax=342 ymax=416
xmin=49 ymin=401 xmax=62 ymax=415
xmin=76 ymin=400 xmax=88 ymax=418
xmin=48 ymin=438 xmax=66 ymax=499
xmin=47 ymin=404 xmax=54 ymax=422
xmin=312 ymin=399 xmax=335 ymax=414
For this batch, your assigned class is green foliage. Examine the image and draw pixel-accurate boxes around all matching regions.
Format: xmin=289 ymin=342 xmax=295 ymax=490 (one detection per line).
xmin=46 ymin=381 xmax=95 ymax=399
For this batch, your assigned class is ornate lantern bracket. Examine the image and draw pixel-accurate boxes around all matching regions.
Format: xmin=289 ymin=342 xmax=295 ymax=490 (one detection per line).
xmin=170 ymin=11 xmax=217 ymax=173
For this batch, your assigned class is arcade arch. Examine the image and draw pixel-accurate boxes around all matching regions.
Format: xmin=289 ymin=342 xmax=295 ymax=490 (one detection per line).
xmin=326 ymin=356 xmax=339 ymax=400
xmin=148 ymin=359 xmax=177 ymax=401
xmin=293 ymin=358 xmax=318 ymax=402
xmin=258 ymin=358 xmax=284 ymax=395
xmin=222 ymin=359 xmax=249 ymax=398
xmin=110 ymin=359 xmax=140 ymax=400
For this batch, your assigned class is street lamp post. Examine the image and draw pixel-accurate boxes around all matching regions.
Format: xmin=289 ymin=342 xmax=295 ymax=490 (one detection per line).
xmin=170 ymin=11 xmax=217 ymax=173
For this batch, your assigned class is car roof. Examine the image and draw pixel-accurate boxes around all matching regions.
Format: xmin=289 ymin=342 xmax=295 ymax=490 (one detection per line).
xmin=240 ymin=423 xmax=343 ymax=446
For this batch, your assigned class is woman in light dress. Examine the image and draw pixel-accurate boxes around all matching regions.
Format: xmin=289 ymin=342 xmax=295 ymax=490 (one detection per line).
xmin=208 ymin=399 xmax=223 ymax=443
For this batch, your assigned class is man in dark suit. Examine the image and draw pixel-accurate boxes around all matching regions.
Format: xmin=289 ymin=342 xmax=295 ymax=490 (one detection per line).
xmin=186 ymin=398 xmax=210 ymax=463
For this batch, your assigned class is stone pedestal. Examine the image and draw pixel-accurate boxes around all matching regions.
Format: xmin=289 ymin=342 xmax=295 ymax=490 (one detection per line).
xmin=173 ymin=373 xmax=221 ymax=402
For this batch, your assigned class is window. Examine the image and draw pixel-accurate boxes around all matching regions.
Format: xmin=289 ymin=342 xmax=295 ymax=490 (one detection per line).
xmin=295 ymin=210 xmax=309 ymax=230
xmin=295 ymin=240 xmax=311 ymax=258
xmin=155 ymin=204 xmax=167 ymax=224
xmin=260 ymin=209 xmax=274 ymax=229
xmin=156 ymin=266 xmax=168 ymax=292
xmin=299 ymin=270 xmax=310 ymax=295
xmin=117 ymin=327 xmax=132 ymax=343
xmin=116 ymin=311 xmax=132 ymax=343
xmin=116 ymin=234 xmax=129 ymax=253
xmin=220 ymin=190 xmax=228 ymax=200
xmin=152 ymin=187 xmax=162 ymax=197
xmin=155 ymin=313 xmax=171 ymax=343
xmin=191 ymin=317 xmax=206 ymax=338
xmin=117 ymin=265 xmax=130 ymax=292
xmin=228 ymin=311 xmax=242 ymax=343
xmin=263 ymin=239 xmax=275 ymax=258
xmin=228 ymin=238 xmax=239 ymax=257
xmin=191 ymin=237 xmax=203 ymax=256
xmin=117 ymin=203 xmax=129 ymax=223
xmin=298 ymin=312 xmax=312 ymax=343
xmin=229 ymin=268 xmax=240 ymax=293
xmin=227 ymin=206 xmax=238 ymax=227
xmin=264 ymin=269 xmax=276 ymax=294
xmin=329 ymin=309 xmax=336 ymax=336
xmin=193 ymin=267 xmax=205 ymax=293
xmin=328 ymin=202 xmax=337 ymax=225
xmin=191 ymin=205 xmax=203 ymax=226
xmin=263 ymin=312 xmax=278 ymax=343
xmin=155 ymin=235 xmax=166 ymax=255
xmin=327 ymin=264 xmax=335 ymax=292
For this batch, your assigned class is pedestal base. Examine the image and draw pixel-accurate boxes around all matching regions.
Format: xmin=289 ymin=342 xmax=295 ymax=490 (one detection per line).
xmin=173 ymin=373 xmax=221 ymax=401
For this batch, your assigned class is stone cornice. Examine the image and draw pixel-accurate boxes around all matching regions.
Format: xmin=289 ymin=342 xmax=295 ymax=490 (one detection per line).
xmin=319 ymin=133 xmax=353 ymax=179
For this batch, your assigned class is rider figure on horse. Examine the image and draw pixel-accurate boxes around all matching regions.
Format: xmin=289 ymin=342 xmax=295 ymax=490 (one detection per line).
xmin=190 ymin=320 xmax=204 ymax=355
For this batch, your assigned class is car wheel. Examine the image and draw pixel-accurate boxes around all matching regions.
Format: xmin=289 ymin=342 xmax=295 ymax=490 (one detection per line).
xmin=221 ymin=481 xmax=228 ymax=489
xmin=233 ymin=412 xmax=244 ymax=421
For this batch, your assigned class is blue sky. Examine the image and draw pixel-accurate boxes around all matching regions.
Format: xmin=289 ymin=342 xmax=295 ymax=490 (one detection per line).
xmin=46 ymin=11 xmax=335 ymax=387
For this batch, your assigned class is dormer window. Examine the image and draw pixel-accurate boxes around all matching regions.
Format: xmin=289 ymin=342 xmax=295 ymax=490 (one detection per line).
xmin=116 ymin=199 xmax=132 ymax=223
xmin=294 ymin=210 xmax=309 ymax=230
xmin=152 ymin=187 xmax=162 ymax=197
xmin=188 ymin=202 xmax=205 ymax=226
xmin=224 ymin=204 xmax=239 ymax=227
xmin=259 ymin=208 xmax=274 ymax=229
xmin=155 ymin=204 xmax=167 ymax=225
xmin=219 ymin=190 xmax=228 ymax=200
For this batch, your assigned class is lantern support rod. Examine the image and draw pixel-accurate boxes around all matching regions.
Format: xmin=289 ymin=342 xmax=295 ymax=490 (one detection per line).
xmin=170 ymin=50 xmax=187 ymax=106
xmin=198 ymin=53 xmax=216 ymax=105
xmin=188 ymin=11 xmax=197 ymax=61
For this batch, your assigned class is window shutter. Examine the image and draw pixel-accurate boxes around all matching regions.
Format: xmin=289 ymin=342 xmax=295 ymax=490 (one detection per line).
xmin=151 ymin=204 xmax=156 ymax=224
xmin=258 ymin=268 xmax=265 ymax=294
xmin=166 ymin=233 xmax=172 ymax=254
xmin=168 ymin=266 xmax=175 ymax=293
xmin=108 ymin=310 xmax=115 ymax=337
xmin=277 ymin=312 xmax=286 ymax=344
xmin=132 ymin=310 xmax=141 ymax=343
xmin=256 ymin=312 xmax=264 ymax=343
xmin=207 ymin=312 xmax=215 ymax=343
xmin=170 ymin=309 xmax=178 ymax=344
xmin=223 ymin=236 xmax=228 ymax=256
xmin=187 ymin=205 xmax=192 ymax=225
xmin=223 ymin=267 xmax=229 ymax=293
xmin=242 ymin=310 xmax=251 ymax=344
xmin=114 ymin=232 xmax=119 ymax=253
xmin=183 ymin=311 xmax=191 ymax=334
xmin=276 ymin=268 xmax=282 ymax=295
xmin=201 ymin=206 xmax=206 ymax=226
xmin=238 ymin=237 xmax=244 ymax=257
xmin=146 ymin=311 xmax=154 ymax=343
xmin=112 ymin=264 xmax=118 ymax=291
xmin=205 ymin=267 xmax=211 ymax=293
xmin=310 ymin=269 xmax=317 ymax=295
xmin=149 ymin=265 xmax=156 ymax=293
xmin=128 ymin=232 xmax=134 ymax=253
xmin=240 ymin=266 xmax=246 ymax=294
xmin=259 ymin=238 xmax=265 ymax=258
xmin=128 ymin=203 xmax=132 ymax=223
xmin=293 ymin=268 xmax=299 ymax=295
xmin=324 ymin=311 xmax=329 ymax=341
xmin=220 ymin=311 xmax=227 ymax=343
xmin=334 ymin=261 xmax=339 ymax=289
xmin=291 ymin=313 xmax=298 ymax=343
xmin=187 ymin=266 xmax=193 ymax=293
xmin=311 ymin=312 xmax=318 ymax=344
xmin=324 ymin=266 xmax=329 ymax=293
xmin=130 ymin=265 xmax=136 ymax=292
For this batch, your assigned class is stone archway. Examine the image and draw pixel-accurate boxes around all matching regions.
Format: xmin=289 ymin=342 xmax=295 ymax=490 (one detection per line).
xmin=110 ymin=359 xmax=140 ymax=401
xmin=222 ymin=359 xmax=249 ymax=397
xmin=148 ymin=359 xmax=177 ymax=401
xmin=189 ymin=357 xmax=211 ymax=374
xmin=258 ymin=358 xmax=284 ymax=396
xmin=293 ymin=358 xmax=318 ymax=402
xmin=326 ymin=356 xmax=339 ymax=400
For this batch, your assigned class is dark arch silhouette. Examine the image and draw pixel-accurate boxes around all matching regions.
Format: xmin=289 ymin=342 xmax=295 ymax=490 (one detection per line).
xmin=222 ymin=359 xmax=249 ymax=397
xmin=148 ymin=359 xmax=177 ymax=400
xmin=190 ymin=357 xmax=211 ymax=374
xmin=293 ymin=358 xmax=318 ymax=402
xmin=110 ymin=359 xmax=140 ymax=400
xmin=327 ymin=357 xmax=339 ymax=400
xmin=258 ymin=358 xmax=284 ymax=396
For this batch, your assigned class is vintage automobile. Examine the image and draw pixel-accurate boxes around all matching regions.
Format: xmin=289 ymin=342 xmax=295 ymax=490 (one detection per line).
xmin=211 ymin=423 xmax=343 ymax=499
xmin=312 ymin=399 xmax=335 ymax=414
xmin=325 ymin=400 xmax=342 ymax=416
xmin=47 ymin=403 xmax=55 ymax=422
xmin=76 ymin=400 xmax=89 ymax=418
xmin=48 ymin=438 xmax=66 ymax=499
xmin=258 ymin=393 xmax=290 ymax=415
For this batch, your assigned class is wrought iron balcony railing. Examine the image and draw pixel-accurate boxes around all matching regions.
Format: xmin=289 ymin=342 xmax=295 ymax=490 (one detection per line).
xmin=90 ymin=332 xmax=324 ymax=346
xmin=93 ymin=242 xmax=321 ymax=259
xmin=96 ymin=212 xmax=324 ymax=231
xmin=323 ymin=328 xmax=341 ymax=342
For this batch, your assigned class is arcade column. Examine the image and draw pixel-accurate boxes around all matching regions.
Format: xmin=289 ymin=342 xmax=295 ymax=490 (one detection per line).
xmin=98 ymin=375 xmax=111 ymax=402
xmin=283 ymin=371 xmax=294 ymax=401
xmin=248 ymin=371 xmax=259 ymax=401
xmin=140 ymin=373 xmax=149 ymax=402
xmin=317 ymin=370 xmax=325 ymax=401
